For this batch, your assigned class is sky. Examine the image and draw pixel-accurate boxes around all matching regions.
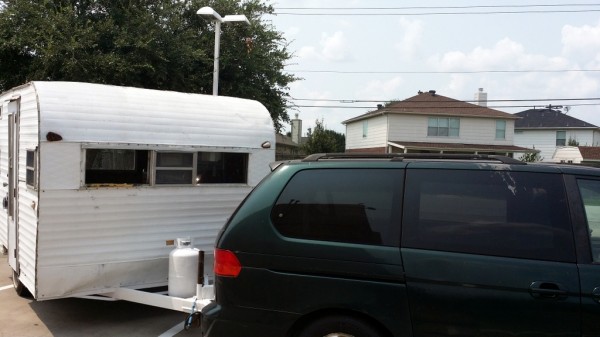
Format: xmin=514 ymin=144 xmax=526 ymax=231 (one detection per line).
xmin=265 ymin=1 xmax=600 ymax=135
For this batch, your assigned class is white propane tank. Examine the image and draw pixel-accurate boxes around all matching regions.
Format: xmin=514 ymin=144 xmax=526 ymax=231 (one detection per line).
xmin=168 ymin=237 xmax=199 ymax=298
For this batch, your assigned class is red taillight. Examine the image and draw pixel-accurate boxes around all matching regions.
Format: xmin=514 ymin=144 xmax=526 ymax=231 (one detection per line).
xmin=214 ymin=249 xmax=242 ymax=278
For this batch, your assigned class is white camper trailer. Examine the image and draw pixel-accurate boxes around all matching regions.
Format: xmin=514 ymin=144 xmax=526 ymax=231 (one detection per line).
xmin=0 ymin=81 xmax=275 ymax=301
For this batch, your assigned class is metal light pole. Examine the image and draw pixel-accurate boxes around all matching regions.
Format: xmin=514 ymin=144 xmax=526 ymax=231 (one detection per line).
xmin=197 ymin=7 xmax=249 ymax=96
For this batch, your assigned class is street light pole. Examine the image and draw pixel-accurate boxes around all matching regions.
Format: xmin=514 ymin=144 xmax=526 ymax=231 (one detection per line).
xmin=212 ymin=19 xmax=222 ymax=96
xmin=197 ymin=7 xmax=249 ymax=96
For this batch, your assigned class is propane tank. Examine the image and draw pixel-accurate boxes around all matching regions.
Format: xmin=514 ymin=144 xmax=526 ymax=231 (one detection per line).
xmin=168 ymin=237 xmax=199 ymax=298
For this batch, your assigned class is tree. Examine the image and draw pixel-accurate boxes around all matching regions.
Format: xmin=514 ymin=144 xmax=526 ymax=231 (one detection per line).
xmin=302 ymin=119 xmax=345 ymax=154
xmin=0 ymin=0 xmax=298 ymax=132
xmin=568 ymin=137 xmax=580 ymax=146
xmin=519 ymin=152 xmax=543 ymax=162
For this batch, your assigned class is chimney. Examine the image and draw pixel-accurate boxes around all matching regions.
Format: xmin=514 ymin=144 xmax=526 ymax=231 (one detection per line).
xmin=377 ymin=104 xmax=383 ymax=110
xmin=291 ymin=113 xmax=302 ymax=144
xmin=475 ymin=88 xmax=487 ymax=107
xmin=428 ymin=90 xmax=436 ymax=96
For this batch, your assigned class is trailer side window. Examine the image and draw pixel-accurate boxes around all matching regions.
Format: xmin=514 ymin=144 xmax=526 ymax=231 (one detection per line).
xmin=85 ymin=149 xmax=149 ymax=185
xmin=197 ymin=152 xmax=248 ymax=184
xmin=155 ymin=152 xmax=195 ymax=184
xmin=26 ymin=149 xmax=37 ymax=189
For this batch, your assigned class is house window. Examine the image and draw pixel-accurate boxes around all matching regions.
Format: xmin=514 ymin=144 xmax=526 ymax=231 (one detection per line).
xmin=155 ymin=152 xmax=195 ymax=184
xmin=26 ymin=149 xmax=37 ymax=189
xmin=428 ymin=117 xmax=459 ymax=137
xmin=85 ymin=149 xmax=149 ymax=185
xmin=362 ymin=121 xmax=368 ymax=138
xmin=495 ymin=120 xmax=506 ymax=140
xmin=556 ymin=131 xmax=566 ymax=146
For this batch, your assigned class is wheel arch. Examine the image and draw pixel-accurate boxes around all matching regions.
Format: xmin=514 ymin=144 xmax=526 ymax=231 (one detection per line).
xmin=287 ymin=308 xmax=393 ymax=337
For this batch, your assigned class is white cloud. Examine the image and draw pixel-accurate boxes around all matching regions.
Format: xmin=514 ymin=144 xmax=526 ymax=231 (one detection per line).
xmin=394 ymin=18 xmax=424 ymax=59
xmin=321 ymin=31 xmax=351 ymax=62
xmin=428 ymin=38 xmax=527 ymax=71
xmin=285 ymin=26 xmax=301 ymax=38
xmin=295 ymin=31 xmax=351 ymax=62
xmin=357 ymin=77 xmax=404 ymax=100
xmin=562 ymin=21 xmax=600 ymax=60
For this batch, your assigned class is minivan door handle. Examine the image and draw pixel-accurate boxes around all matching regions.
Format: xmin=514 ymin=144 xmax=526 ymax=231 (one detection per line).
xmin=591 ymin=287 xmax=600 ymax=303
xmin=529 ymin=281 xmax=568 ymax=300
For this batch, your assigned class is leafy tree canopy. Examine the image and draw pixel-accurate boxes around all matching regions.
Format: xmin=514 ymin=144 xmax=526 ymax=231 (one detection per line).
xmin=0 ymin=0 xmax=298 ymax=131
xmin=302 ymin=119 xmax=345 ymax=154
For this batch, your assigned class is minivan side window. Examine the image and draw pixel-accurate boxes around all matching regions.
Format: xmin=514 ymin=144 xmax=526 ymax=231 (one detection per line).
xmin=577 ymin=179 xmax=600 ymax=262
xmin=402 ymin=169 xmax=575 ymax=263
xmin=271 ymin=169 xmax=403 ymax=246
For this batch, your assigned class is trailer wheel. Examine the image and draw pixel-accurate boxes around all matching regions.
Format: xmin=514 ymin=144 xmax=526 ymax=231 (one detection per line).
xmin=297 ymin=315 xmax=383 ymax=337
xmin=12 ymin=270 xmax=31 ymax=298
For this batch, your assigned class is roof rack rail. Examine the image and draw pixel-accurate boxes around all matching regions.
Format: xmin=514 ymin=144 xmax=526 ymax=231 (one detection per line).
xmin=302 ymin=153 xmax=526 ymax=165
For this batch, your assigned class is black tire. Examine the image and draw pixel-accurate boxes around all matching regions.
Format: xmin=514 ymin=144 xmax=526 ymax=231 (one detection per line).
xmin=298 ymin=315 xmax=383 ymax=337
xmin=12 ymin=269 xmax=31 ymax=298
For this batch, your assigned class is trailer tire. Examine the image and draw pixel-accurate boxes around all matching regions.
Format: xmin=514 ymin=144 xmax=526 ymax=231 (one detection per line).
xmin=12 ymin=270 xmax=31 ymax=298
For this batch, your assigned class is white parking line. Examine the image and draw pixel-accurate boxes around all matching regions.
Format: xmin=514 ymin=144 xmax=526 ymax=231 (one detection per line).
xmin=0 ymin=285 xmax=13 ymax=292
xmin=158 ymin=321 xmax=185 ymax=337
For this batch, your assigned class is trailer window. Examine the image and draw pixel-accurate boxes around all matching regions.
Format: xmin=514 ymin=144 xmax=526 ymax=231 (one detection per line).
xmin=155 ymin=152 xmax=195 ymax=185
xmin=26 ymin=149 xmax=37 ymax=189
xmin=197 ymin=152 xmax=248 ymax=184
xmin=85 ymin=149 xmax=149 ymax=185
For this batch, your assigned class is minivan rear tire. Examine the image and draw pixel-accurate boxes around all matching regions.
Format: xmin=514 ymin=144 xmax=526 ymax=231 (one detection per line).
xmin=297 ymin=315 xmax=383 ymax=337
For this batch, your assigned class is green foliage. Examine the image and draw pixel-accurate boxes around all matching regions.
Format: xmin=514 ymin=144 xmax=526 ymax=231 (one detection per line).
xmin=302 ymin=119 xmax=345 ymax=154
xmin=568 ymin=137 xmax=580 ymax=146
xmin=519 ymin=152 xmax=543 ymax=162
xmin=0 ymin=0 xmax=298 ymax=132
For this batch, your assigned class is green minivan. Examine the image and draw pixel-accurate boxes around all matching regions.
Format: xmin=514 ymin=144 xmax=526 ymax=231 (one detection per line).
xmin=201 ymin=153 xmax=600 ymax=337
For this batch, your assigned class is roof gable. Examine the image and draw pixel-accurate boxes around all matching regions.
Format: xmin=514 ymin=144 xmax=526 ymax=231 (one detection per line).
xmin=514 ymin=109 xmax=597 ymax=129
xmin=343 ymin=90 xmax=516 ymax=124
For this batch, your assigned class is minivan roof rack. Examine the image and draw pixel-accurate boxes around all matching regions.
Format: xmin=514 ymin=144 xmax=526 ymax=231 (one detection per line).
xmin=302 ymin=153 xmax=526 ymax=165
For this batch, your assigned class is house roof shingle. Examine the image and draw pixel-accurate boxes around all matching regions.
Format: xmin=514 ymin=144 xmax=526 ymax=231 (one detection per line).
xmin=578 ymin=146 xmax=600 ymax=160
xmin=514 ymin=109 xmax=598 ymax=129
xmin=343 ymin=90 xmax=517 ymax=124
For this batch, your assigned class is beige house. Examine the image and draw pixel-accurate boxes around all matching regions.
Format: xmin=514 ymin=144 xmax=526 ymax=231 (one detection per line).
xmin=343 ymin=90 xmax=535 ymax=156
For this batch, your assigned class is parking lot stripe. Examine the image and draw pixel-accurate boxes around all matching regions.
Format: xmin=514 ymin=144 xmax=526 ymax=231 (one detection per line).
xmin=158 ymin=321 xmax=185 ymax=337
xmin=0 ymin=285 xmax=13 ymax=291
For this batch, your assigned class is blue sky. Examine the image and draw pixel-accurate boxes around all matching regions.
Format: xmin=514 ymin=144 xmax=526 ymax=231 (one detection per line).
xmin=267 ymin=1 xmax=600 ymax=135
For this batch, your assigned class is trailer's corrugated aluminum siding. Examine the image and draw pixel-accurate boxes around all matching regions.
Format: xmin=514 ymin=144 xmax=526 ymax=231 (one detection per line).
xmin=0 ymin=84 xmax=40 ymax=294
xmin=16 ymin=81 xmax=274 ymax=299
xmin=33 ymin=81 xmax=273 ymax=147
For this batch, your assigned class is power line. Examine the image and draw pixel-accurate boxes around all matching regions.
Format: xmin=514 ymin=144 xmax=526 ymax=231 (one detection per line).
xmin=285 ymin=69 xmax=600 ymax=75
xmin=290 ymin=97 xmax=600 ymax=103
xmin=273 ymin=9 xmax=600 ymax=16
xmin=276 ymin=4 xmax=600 ymax=11
xmin=288 ymin=103 xmax=600 ymax=109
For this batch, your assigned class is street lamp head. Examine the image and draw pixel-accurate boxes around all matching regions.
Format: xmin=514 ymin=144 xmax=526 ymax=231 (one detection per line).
xmin=222 ymin=15 xmax=250 ymax=25
xmin=197 ymin=6 xmax=223 ymax=22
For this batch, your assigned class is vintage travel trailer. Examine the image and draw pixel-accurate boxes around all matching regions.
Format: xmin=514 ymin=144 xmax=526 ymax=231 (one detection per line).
xmin=0 ymin=81 xmax=275 ymax=300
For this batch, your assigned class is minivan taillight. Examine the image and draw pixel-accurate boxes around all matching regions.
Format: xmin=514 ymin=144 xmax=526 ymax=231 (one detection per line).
xmin=214 ymin=249 xmax=241 ymax=278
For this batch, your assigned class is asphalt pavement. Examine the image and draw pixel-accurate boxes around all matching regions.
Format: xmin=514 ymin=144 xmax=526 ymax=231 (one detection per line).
xmin=0 ymin=252 xmax=199 ymax=337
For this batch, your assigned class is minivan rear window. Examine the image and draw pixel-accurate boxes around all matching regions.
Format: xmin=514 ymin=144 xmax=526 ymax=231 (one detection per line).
xmin=271 ymin=169 xmax=403 ymax=246
xmin=402 ymin=169 xmax=575 ymax=263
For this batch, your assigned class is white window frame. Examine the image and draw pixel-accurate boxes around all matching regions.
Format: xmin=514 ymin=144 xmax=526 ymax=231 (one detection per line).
xmin=495 ymin=120 xmax=506 ymax=140
xmin=428 ymin=117 xmax=460 ymax=137
xmin=26 ymin=148 xmax=37 ymax=190
xmin=556 ymin=131 xmax=566 ymax=146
